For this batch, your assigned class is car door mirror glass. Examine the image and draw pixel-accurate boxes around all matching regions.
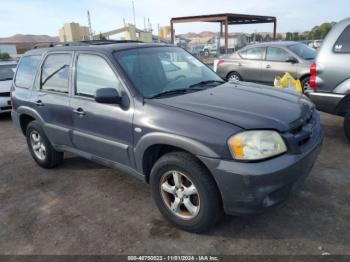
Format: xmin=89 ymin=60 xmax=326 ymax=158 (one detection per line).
xmin=95 ymin=88 xmax=121 ymax=104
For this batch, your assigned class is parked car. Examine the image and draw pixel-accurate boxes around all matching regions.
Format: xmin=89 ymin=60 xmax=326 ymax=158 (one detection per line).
xmin=307 ymin=18 xmax=350 ymax=140
xmin=0 ymin=61 xmax=17 ymax=114
xmin=203 ymin=34 xmax=248 ymax=56
xmin=215 ymin=41 xmax=317 ymax=92
xmin=11 ymin=41 xmax=323 ymax=232
xmin=308 ymin=40 xmax=323 ymax=50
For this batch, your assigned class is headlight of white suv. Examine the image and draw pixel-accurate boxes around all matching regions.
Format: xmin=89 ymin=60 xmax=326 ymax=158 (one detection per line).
xmin=228 ymin=130 xmax=287 ymax=160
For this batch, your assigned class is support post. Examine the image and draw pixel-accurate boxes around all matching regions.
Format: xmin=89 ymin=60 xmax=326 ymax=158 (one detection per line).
xmin=224 ymin=18 xmax=228 ymax=54
xmin=171 ymin=21 xmax=174 ymax=44
xmin=273 ymin=19 xmax=277 ymax=40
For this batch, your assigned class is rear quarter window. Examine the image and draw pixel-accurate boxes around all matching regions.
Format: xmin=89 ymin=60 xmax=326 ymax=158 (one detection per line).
xmin=333 ymin=25 xmax=350 ymax=53
xmin=15 ymin=55 xmax=41 ymax=88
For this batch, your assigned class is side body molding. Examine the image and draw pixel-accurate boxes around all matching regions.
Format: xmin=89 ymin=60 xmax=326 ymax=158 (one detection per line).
xmin=134 ymin=132 xmax=220 ymax=173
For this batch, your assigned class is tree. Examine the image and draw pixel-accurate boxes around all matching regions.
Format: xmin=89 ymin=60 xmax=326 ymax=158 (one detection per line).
xmin=0 ymin=52 xmax=10 ymax=60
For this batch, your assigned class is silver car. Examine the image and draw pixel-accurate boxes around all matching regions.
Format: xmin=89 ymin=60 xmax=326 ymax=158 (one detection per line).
xmin=0 ymin=61 xmax=17 ymax=114
xmin=215 ymin=41 xmax=317 ymax=91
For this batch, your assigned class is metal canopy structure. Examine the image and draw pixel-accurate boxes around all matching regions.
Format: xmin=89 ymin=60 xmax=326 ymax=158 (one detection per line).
xmin=170 ymin=13 xmax=277 ymax=54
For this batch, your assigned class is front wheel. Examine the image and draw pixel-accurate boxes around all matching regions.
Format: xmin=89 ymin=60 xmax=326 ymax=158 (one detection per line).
xmin=344 ymin=112 xmax=350 ymax=141
xmin=150 ymin=152 xmax=222 ymax=233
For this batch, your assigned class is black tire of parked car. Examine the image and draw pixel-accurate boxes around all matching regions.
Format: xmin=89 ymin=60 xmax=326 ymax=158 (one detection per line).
xmin=227 ymin=71 xmax=242 ymax=82
xmin=301 ymin=76 xmax=311 ymax=93
xmin=150 ymin=151 xmax=223 ymax=233
xmin=344 ymin=112 xmax=350 ymax=141
xmin=26 ymin=121 xmax=64 ymax=168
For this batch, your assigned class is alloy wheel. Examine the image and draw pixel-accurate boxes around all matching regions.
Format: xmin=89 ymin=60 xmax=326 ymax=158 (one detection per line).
xmin=160 ymin=170 xmax=200 ymax=220
xmin=30 ymin=130 xmax=46 ymax=161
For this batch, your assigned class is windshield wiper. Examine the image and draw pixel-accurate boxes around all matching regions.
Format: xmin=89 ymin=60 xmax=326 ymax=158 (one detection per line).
xmin=149 ymin=88 xmax=203 ymax=99
xmin=189 ymin=80 xmax=225 ymax=89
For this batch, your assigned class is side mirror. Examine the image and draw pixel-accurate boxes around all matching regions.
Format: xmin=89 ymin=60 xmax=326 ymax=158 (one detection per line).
xmin=95 ymin=88 xmax=121 ymax=104
xmin=286 ymin=57 xmax=298 ymax=64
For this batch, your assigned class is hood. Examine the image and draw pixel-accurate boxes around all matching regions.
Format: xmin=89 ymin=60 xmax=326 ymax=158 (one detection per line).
xmin=152 ymin=82 xmax=314 ymax=132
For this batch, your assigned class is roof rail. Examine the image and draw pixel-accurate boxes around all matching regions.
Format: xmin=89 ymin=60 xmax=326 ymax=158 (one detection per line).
xmin=32 ymin=40 xmax=143 ymax=49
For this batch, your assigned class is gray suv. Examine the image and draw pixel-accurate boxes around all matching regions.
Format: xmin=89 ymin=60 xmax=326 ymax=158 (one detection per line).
xmin=307 ymin=18 xmax=350 ymax=140
xmin=216 ymin=42 xmax=316 ymax=91
xmin=11 ymin=41 xmax=323 ymax=232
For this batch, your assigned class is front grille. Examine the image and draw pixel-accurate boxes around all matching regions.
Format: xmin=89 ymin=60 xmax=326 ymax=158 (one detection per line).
xmin=284 ymin=106 xmax=318 ymax=153
xmin=0 ymin=106 xmax=11 ymax=111
xmin=0 ymin=92 xmax=10 ymax=97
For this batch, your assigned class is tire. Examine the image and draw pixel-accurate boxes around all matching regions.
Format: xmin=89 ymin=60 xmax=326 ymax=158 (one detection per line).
xmin=227 ymin=71 xmax=242 ymax=82
xmin=26 ymin=121 xmax=63 ymax=169
xmin=344 ymin=112 xmax=350 ymax=141
xmin=301 ymin=76 xmax=311 ymax=93
xmin=150 ymin=151 xmax=223 ymax=233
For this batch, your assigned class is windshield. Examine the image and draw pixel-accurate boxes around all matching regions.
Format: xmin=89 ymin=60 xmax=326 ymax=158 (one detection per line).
xmin=115 ymin=47 xmax=223 ymax=98
xmin=288 ymin=43 xmax=316 ymax=60
xmin=0 ymin=64 xmax=16 ymax=81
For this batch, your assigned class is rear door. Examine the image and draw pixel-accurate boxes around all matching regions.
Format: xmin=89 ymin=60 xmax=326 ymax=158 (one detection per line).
xmin=31 ymin=52 xmax=73 ymax=147
xmin=70 ymin=52 xmax=134 ymax=166
xmin=261 ymin=47 xmax=298 ymax=85
xmin=237 ymin=47 xmax=265 ymax=82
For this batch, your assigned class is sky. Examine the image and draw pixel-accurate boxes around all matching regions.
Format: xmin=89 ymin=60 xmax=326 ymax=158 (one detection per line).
xmin=0 ymin=0 xmax=349 ymax=37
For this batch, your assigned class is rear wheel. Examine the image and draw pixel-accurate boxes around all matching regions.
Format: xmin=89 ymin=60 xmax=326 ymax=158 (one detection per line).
xmin=150 ymin=152 xmax=222 ymax=233
xmin=26 ymin=121 xmax=63 ymax=168
xmin=301 ymin=76 xmax=311 ymax=93
xmin=227 ymin=71 xmax=242 ymax=82
xmin=344 ymin=112 xmax=350 ymax=141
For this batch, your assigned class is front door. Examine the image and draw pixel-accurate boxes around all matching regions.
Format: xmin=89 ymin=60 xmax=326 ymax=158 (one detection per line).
xmin=70 ymin=53 xmax=133 ymax=166
xmin=261 ymin=47 xmax=298 ymax=85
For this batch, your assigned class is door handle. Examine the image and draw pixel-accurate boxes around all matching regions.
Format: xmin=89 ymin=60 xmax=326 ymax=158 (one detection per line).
xmin=73 ymin=108 xmax=85 ymax=116
xmin=265 ymin=65 xmax=271 ymax=69
xmin=35 ymin=100 xmax=44 ymax=106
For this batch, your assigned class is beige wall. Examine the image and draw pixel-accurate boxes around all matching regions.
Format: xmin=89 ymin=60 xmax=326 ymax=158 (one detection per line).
xmin=59 ymin=23 xmax=90 ymax=42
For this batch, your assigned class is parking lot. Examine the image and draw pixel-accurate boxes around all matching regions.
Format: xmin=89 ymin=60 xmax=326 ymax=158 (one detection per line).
xmin=0 ymin=112 xmax=349 ymax=255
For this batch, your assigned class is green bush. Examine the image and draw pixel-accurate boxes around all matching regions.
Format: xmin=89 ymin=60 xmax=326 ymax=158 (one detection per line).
xmin=0 ymin=52 xmax=10 ymax=60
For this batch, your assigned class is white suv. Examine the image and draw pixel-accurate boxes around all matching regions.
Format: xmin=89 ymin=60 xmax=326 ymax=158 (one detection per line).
xmin=0 ymin=61 xmax=17 ymax=114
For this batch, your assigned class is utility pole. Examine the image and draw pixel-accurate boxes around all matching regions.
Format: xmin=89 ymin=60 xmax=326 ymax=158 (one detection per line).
xmin=132 ymin=0 xmax=136 ymax=27
xmin=87 ymin=10 xmax=93 ymax=40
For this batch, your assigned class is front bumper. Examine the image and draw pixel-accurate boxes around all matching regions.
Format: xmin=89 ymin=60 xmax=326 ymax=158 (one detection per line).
xmin=199 ymin=129 xmax=323 ymax=216
xmin=0 ymin=97 xmax=12 ymax=113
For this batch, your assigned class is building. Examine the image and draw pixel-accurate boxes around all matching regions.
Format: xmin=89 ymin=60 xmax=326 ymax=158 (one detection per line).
xmin=59 ymin=22 xmax=90 ymax=42
xmin=96 ymin=24 xmax=153 ymax=43
xmin=159 ymin=26 xmax=171 ymax=40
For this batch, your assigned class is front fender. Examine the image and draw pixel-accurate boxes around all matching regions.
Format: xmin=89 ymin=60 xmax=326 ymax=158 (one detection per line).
xmin=134 ymin=132 xmax=220 ymax=173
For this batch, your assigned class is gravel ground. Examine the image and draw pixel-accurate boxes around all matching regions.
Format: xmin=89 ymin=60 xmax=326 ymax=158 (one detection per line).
xmin=0 ymin=112 xmax=349 ymax=255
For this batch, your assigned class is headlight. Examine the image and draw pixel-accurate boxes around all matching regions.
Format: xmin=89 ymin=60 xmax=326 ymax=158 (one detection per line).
xmin=228 ymin=130 xmax=287 ymax=160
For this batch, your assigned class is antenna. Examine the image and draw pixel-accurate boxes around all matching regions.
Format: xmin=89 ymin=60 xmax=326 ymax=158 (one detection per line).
xmin=87 ymin=10 xmax=93 ymax=40
xmin=132 ymin=0 xmax=136 ymax=27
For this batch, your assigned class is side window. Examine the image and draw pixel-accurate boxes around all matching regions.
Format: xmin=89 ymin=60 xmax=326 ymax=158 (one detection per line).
xmin=239 ymin=47 xmax=265 ymax=60
xmin=15 ymin=55 xmax=41 ymax=88
xmin=266 ymin=47 xmax=291 ymax=62
xmin=76 ymin=54 xmax=121 ymax=97
xmin=41 ymin=54 xmax=71 ymax=93
xmin=334 ymin=25 xmax=350 ymax=53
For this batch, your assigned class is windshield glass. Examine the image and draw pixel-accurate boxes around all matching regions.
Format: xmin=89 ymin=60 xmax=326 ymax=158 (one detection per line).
xmin=288 ymin=43 xmax=316 ymax=60
xmin=115 ymin=47 xmax=223 ymax=98
xmin=0 ymin=64 xmax=16 ymax=81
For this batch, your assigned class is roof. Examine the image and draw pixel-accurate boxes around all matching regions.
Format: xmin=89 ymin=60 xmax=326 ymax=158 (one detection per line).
xmin=24 ymin=42 xmax=170 ymax=56
xmin=171 ymin=13 xmax=276 ymax=25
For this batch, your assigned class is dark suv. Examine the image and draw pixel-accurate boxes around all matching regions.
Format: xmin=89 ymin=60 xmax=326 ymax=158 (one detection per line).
xmin=11 ymin=41 xmax=323 ymax=232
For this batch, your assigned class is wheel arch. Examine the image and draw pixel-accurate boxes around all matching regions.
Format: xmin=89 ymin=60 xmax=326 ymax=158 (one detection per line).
xmin=17 ymin=106 xmax=44 ymax=135
xmin=135 ymin=133 xmax=219 ymax=183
